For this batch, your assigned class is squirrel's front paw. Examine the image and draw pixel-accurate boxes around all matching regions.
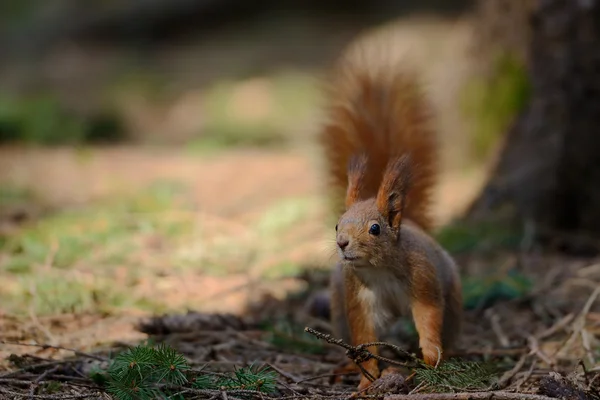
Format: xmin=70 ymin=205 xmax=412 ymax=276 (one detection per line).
xmin=421 ymin=342 xmax=443 ymax=366
xmin=357 ymin=376 xmax=374 ymax=391
xmin=356 ymin=359 xmax=379 ymax=391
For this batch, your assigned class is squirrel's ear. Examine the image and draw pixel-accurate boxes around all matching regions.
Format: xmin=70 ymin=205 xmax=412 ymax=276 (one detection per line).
xmin=376 ymin=154 xmax=412 ymax=231
xmin=346 ymin=153 xmax=368 ymax=208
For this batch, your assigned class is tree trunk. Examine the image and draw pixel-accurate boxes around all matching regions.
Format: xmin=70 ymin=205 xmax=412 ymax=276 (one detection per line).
xmin=466 ymin=0 xmax=600 ymax=253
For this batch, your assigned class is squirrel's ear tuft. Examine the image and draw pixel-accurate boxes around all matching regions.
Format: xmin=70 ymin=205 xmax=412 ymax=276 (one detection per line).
xmin=346 ymin=153 xmax=368 ymax=208
xmin=376 ymin=154 xmax=412 ymax=231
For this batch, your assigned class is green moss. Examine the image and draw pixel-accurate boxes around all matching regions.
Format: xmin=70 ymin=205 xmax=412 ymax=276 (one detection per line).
xmin=0 ymin=185 xmax=35 ymax=209
xmin=461 ymin=52 xmax=531 ymax=162
xmin=0 ymin=94 xmax=125 ymax=145
xmin=435 ymin=218 xmax=522 ymax=255
xmin=187 ymin=71 xmax=319 ymax=152
xmin=0 ymin=180 xmax=193 ymax=316
xmin=0 ymin=0 xmax=40 ymax=25
xmin=261 ymin=318 xmax=326 ymax=355
xmin=256 ymin=197 xmax=313 ymax=237
xmin=262 ymin=261 xmax=303 ymax=279
xmin=462 ymin=270 xmax=533 ymax=310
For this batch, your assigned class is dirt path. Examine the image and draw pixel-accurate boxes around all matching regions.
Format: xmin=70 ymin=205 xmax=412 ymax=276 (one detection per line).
xmin=0 ymin=13 xmax=486 ymax=355
xmin=0 ymin=145 xmax=482 ymax=225
xmin=0 ymin=144 xmax=484 ymax=362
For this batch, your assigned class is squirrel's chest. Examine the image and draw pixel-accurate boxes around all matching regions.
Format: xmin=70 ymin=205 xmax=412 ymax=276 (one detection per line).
xmin=355 ymin=268 xmax=411 ymax=329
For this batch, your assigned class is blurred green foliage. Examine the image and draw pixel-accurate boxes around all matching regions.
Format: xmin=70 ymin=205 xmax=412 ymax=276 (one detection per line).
xmin=462 ymin=270 xmax=533 ymax=310
xmin=461 ymin=52 xmax=531 ymax=162
xmin=0 ymin=94 xmax=125 ymax=145
xmin=262 ymin=319 xmax=326 ymax=355
xmin=0 ymin=185 xmax=35 ymax=209
xmin=435 ymin=218 xmax=522 ymax=255
xmin=436 ymin=216 xmax=533 ymax=308
xmin=0 ymin=181 xmax=189 ymax=315
xmin=0 ymin=0 xmax=39 ymax=25
xmin=187 ymin=72 xmax=319 ymax=152
xmin=0 ymin=178 xmax=323 ymax=316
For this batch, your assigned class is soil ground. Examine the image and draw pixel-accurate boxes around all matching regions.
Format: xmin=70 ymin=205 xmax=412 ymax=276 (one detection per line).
xmin=0 ymin=145 xmax=483 ymax=349
xmin=0 ymin=12 xmax=598 ymax=400
xmin=0 ymin=146 xmax=599 ymax=400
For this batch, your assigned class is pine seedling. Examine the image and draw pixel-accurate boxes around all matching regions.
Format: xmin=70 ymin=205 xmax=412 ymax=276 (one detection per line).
xmin=192 ymin=363 xmax=277 ymax=395
xmin=219 ymin=363 xmax=277 ymax=393
xmin=190 ymin=372 xmax=213 ymax=390
xmin=105 ymin=342 xmax=189 ymax=400
xmin=414 ymin=359 xmax=499 ymax=393
xmin=102 ymin=342 xmax=277 ymax=399
xmin=153 ymin=343 xmax=189 ymax=386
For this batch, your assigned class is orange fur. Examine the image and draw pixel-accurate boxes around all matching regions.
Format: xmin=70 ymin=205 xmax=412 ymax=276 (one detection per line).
xmin=411 ymin=298 xmax=444 ymax=366
xmin=319 ymin=59 xmax=437 ymax=232
xmin=320 ymin=52 xmax=463 ymax=391
xmin=346 ymin=154 xmax=369 ymax=209
xmin=376 ymin=155 xmax=412 ymax=232
xmin=344 ymin=271 xmax=380 ymax=389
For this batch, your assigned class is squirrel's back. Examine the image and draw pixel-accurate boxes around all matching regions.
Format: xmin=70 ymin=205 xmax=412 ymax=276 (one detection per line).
xmin=319 ymin=56 xmax=438 ymax=232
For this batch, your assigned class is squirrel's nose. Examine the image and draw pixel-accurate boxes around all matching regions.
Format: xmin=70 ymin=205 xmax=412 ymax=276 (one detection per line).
xmin=337 ymin=238 xmax=349 ymax=250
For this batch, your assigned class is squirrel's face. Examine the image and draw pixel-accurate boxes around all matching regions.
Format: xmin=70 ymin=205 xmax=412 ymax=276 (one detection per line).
xmin=335 ymin=199 xmax=399 ymax=268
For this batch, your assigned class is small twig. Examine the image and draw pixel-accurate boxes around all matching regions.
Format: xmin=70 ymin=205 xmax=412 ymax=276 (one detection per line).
xmin=304 ymin=327 xmax=354 ymax=351
xmin=33 ymin=366 xmax=59 ymax=385
xmin=487 ymin=310 xmax=510 ymax=348
xmin=514 ymin=360 xmax=536 ymax=391
xmin=0 ymin=341 xmax=108 ymax=362
xmin=588 ymin=372 xmax=600 ymax=391
xmin=357 ymin=341 xmax=416 ymax=360
xmin=15 ymin=373 xmax=88 ymax=383
xmin=29 ymin=365 xmax=59 ymax=398
xmin=0 ymin=378 xmax=38 ymax=386
xmin=557 ymin=286 xmax=600 ymax=359
xmin=495 ymin=354 xmax=529 ymax=389
xmin=580 ymin=328 xmax=596 ymax=367
xmin=0 ymin=360 xmax=75 ymax=378
xmin=446 ymin=348 xmax=527 ymax=358
xmin=526 ymin=335 xmax=554 ymax=367
xmin=0 ymin=386 xmax=95 ymax=399
xmin=434 ymin=346 xmax=442 ymax=368
xmin=408 ymin=380 xmax=429 ymax=394
xmin=264 ymin=363 xmax=303 ymax=395
xmin=357 ymin=350 xmax=415 ymax=370
xmin=384 ymin=391 xmax=561 ymax=400
xmin=296 ymin=371 xmax=355 ymax=384
xmin=355 ymin=364 xmax=377 ymax=383
xmin=579 ymin=359 xmax=590 ymax=388
xmin=536 ymin=313 xmax=574 ymax=340
xmin=266 ymin=363 xmax=301 ymax=383
xmin=304 ymin=327 xmax=423 ymax=377
xmin=27 ymin=308 xmax=57 ymax=347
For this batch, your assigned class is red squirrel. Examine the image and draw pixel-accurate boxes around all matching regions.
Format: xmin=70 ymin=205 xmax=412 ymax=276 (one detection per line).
xmin=318 ymin=52 xmax=463 ymax=390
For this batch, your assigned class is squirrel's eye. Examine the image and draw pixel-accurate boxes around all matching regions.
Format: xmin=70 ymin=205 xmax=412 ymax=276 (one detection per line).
xmin=335 ymin=224 xmax=338 ymax=231
xmin=369 ymin=223 xmax=381 ymax=236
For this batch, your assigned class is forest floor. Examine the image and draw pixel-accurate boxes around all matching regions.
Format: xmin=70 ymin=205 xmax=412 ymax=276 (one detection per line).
xmin=0 ymin=145 xmax=599 ymax=399
xmin=0 ymin=8 xmax=599 ymax=399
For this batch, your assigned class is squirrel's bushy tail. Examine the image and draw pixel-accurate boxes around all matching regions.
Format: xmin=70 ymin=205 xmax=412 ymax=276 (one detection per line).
xmin=319 ymin=56 xmax=438 ymax=232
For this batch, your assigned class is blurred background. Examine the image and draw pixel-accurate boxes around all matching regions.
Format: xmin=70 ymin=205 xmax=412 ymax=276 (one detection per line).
xmin=0 ymin=0 xmax=556 ymax=345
